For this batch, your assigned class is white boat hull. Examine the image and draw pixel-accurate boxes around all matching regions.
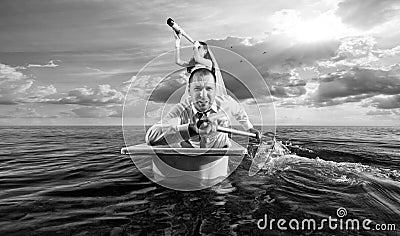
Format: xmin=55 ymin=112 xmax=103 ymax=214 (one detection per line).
xmin=121 ymin=140 xmax=246 ymax=180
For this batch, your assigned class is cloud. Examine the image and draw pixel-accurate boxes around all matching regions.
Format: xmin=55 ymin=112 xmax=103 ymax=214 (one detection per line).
xmin=336 ymin=0 xmax=400 ymax=30
xmin=128 ymin=35 xmax=332 ymax=104
xmin=0 ymin=63 xmax=27 ymax=80
xmin=0 ymin=63 xmax=130 ymax=107
xmin=123 ymin=75 xmax=165 ymax=95
xmin=375 ymin=45 xmax=400 ymax=57
xmin=314 ymin=67 xmax=400 ymax=103
xmin=369 ymin=95 xmax=400 ymax=109
xmin=207 ymin=36 xmax=340 ymax=72
xmin=317 ymin=36 xmax=400 ymax=70
xmin=298 ymin=65 xmax=400 ymax=107
xmin=69 ymin=106 xmax=117 ymax=118
xmin=266 ymin=69 xmax=307 ymax=98
xmin=79 ymin=67 xmax=136 ymax=82
xmin=366 ymin=109 xmax=393 ymax=116
xmin=51 ymin=84 xmax=124 ymax=106
xmin=85 ymin=66 xmax=103 ymax=73
xmin=60 ymin=104 xmax=124 ymax=119
xmin=0 ymin=107 xmax=58 ymax=118
xmin=271 ymin=86 xmax=307 ymax=98
xmin=27 ymin=60 xmax=60 ymax=68
xmin=317 ymin=36 xmax=378 ymax=68
xmin=146 ymin=34 xmax=398 ymax=108
xmin=310 ymin=94 xmax=374 ymax=107
xmin=143 ymin=35 xmax=333 ymax=104
xmin=0 ymin=63 xmax=57 ymax=104
xmin=148 ymin=78 xmax=186 ymax=103
xmin=300 ymin=35 xmax=400 ymax=109
xmin=244 ymin=96 xmax=276 ymax=106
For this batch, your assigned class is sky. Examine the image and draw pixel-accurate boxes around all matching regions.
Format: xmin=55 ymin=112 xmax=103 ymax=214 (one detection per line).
xmin=1 ymin=0 xmax=400 ymax=126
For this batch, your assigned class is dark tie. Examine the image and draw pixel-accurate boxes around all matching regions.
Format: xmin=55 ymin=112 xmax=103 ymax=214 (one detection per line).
xmin=196 ymin=109 xmax=211 ymax=148
xmin=196 ymin=109 xmax=211 ymax=128
xmin=197 ymin=109 xmax=211 ymax=119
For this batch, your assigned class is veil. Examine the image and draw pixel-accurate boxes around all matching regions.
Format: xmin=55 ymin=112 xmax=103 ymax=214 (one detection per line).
xmin=180 ymin=46 xmax=227 ymax=102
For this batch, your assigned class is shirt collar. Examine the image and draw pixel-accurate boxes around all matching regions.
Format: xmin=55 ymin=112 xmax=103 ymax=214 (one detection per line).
xmin=191 ymin=101 xmax=218 ymax=114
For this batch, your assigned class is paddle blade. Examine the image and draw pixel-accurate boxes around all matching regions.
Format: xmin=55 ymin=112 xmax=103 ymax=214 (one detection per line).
xmin=248 ymin=138 xmax=292 ymax=176
xmin=248 ymin=140 xmax=273 ymax=176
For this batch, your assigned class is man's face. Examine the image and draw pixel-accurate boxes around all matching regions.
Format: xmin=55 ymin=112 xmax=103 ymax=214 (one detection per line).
xmin=189 ymin=73 xmax=216 ymax=112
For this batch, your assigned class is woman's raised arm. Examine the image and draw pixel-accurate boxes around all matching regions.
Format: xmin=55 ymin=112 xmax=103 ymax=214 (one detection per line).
xmin=174 ymin=31 xmax=189 ymax=67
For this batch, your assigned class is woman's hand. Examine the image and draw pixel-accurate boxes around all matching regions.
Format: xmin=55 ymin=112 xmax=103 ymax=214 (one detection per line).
xmin=193 ymin=41 xmax=201 ymax=50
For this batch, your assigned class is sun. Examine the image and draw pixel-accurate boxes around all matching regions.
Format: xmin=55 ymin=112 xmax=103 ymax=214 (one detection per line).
xmin=291 ymin=13 xmax=354 ymax=43
xmin=291 ymin=19 xmax=339 ymax=43
xmin=271 ymin=10 xmax=354 ymax=43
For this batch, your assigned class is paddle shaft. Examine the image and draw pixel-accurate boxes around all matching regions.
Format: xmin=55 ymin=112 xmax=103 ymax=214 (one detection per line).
xmin=217 ymin=126 xmax=275 ymax=139
xmin=217 ymin=126 xmax=257 ymax=138
xmin=167 ymin=18 xmax=195 ymax=44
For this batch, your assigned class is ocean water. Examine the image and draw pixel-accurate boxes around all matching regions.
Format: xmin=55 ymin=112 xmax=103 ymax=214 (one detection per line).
xmin=0 ymin=126 xmax=399 ymax=235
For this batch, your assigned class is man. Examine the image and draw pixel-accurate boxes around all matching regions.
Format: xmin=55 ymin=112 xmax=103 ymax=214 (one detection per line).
xmin=146 ymin=68 xmax=260 ymax=148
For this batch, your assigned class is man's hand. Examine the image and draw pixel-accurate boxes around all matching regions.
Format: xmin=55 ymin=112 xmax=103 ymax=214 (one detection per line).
xmin=195 ymin=112 xmax=229 ymax=135
xmin=196 ymin=117 xmax=217 ymax=135
xmin=248 ymin=128 xmax=261 ymax=143
xmin=196 ymin=113 xmax=227 ymax=135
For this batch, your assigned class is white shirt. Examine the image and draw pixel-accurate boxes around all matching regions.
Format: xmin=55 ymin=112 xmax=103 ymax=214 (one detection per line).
xmin=145 ymin=95 xmax=253 ymax=148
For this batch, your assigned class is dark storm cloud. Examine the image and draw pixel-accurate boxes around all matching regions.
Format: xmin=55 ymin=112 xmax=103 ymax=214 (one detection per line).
xmin=271 ymin=86 xmax=307 ymax=98
xmin=261 ymin=71 xmax=307 ymax=98
xmin=313 ymin=66 xmax=400 ymax=106
xmin=267 ymin=71 xmax=307 ymax=87
xmin=370 ymin=95 xmax=400 ymax=109
xmin=148 ymin=78 xmax=186 ymax=104
xmin=336 ymin=0 xmax=400 ymax=30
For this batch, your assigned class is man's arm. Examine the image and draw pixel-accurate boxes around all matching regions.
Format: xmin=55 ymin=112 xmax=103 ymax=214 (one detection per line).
xmin=173 ymin=31 xmax=190 ymax=67
xmin=228 ymin=96 xmax=254 ymax=130
xmin=228 ymin=96 xmax=261 ymax=140
xmin=145 ymin=104 xmax=198 ymax=146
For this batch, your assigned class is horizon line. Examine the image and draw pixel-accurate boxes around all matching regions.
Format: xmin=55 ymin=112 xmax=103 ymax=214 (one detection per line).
xmin=0 ymin=125 xmax=398 ymax=127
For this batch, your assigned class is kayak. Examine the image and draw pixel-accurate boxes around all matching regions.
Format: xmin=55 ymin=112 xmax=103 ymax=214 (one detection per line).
xmin=121 ymin=140 xmax=246 ymax=179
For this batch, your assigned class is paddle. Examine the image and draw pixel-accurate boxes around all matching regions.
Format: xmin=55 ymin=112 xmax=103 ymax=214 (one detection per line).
xmin=167 ymin=18 xmax=195 ymax=44
xmin=216 ymin=126 xmax=280 ymax=176
xmin=216 ymin=126 xmax=274 ymax=139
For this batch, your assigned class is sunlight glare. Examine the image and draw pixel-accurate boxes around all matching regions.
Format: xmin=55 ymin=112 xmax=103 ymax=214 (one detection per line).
xmin=271 ymin=10 xmax=355 ymax=43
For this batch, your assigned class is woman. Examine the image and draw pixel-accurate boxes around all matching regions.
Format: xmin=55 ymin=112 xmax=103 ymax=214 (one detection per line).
xmin=174 ymin=31 xmax=212 ymax=72
xmin=173 ymin=31 xmax=227 ymax=100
